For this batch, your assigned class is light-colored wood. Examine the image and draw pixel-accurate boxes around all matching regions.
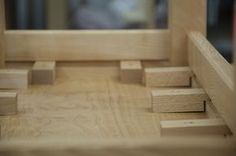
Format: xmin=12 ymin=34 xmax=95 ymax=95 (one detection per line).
xmin=0 ymin=92 xmax=17 ymax=115
xmin=4 ymin=30 xmax=170 ymax=61
xmin=120 ymin=61 xmax=142 ymax=83
xmin=0 ymin=0 xmax=5 ymax=67
xmin=0 ymin=69 xmax=29 ymax=89
xmin=160 ymin=119 xmax=232 ymax=137
xmin=191 ymin=76 xmax=201 ymax=88
xmin=169 ymin=0 xmax=207 ymax=65
xmin=144 ymin=67 xmax=192 ymax=87
xmin=32 ymin=61 xmax=56 ymax=85
xmin=152 ymin=88 xmax=208 ymax=113
xmin=188 ymin=32 xmax=235 ymax=135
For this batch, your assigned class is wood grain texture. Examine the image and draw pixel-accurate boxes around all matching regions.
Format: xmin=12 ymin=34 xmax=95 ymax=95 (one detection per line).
xmin=4 ymin=30 xmax=170 ymax=61
xmin=160 ymin=119 xmax=232 ymax=137
xmin=32 ymin=61 xmax=56 ymax=85
xmin=0 ymin=69 xmax=29 ymax=89
xmin=0 ymin=0 xmax=5 ymax=67
xmin=188 ymin=32 xmax=235 ymax=135
xmin=152 ymin=88 xmax=208 ymax=113
xmin=0 ymin=92 xmax=17 ymax=115
xmin=169 ymin=0 xmax=207 ymax=65
xmin=144 ymin=67 xmax=192 ymax=87
xmin=120 ymin=61 xmax=142 ymax=83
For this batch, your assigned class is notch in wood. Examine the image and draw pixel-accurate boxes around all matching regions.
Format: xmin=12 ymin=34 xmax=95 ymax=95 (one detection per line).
xmin=120 ymin=61 xmax=143 ymax=83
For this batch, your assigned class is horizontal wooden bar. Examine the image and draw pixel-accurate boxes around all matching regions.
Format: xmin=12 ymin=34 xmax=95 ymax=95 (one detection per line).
xmin=0 ymin=92 xmax=17 ymax=115
xmin=160 ymin=119 xmax=232 ymax=137
xmin=4 ymin=30 xmax=170 ymax=61
xmin=188 ymin=32 xmax=235 ymax=134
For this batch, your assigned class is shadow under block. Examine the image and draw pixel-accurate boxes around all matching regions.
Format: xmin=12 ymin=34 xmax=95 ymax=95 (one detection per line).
xmin=32 ymin=61 xmax=56 ymax=85
xmin=120 ymin=61 xmax=142 ymax=83
xmin=0 ymin=69 xmax=29 ymax=89
xmin=0 ymin=92 xmax=17 ymax=115
xmin=144 ymin=67 xmax=192 ymax=87
xmin=160 ymin=119 xmax=232 ymax=137
xmin=152 ymin=88 xmax=208 ymax=113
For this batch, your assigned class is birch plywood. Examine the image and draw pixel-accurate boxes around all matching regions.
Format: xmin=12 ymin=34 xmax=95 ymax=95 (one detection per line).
xmin=0 ymin=0 xmax=5 ymax=67
xmin=188 ymin=32 xmax=236 ymax=135
xmin=169 ymin=0 xmax=207 ymax=65
xmin=5 ymin=30 xmax=170 ymax=61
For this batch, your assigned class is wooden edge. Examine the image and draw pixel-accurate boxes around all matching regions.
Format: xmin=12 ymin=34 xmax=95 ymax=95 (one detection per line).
xmin=0 ymin=0 xmax=5 ymax=67
xmin=188 ymin=32 xmax=235 ymax=135
xmin=4 ymin=30 xmax=170 ymax=61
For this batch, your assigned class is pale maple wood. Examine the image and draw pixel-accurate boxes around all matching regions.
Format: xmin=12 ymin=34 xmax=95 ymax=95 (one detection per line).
xmin=188 ymin=32 xmax=235 ymax=135
xmin=144 ymin=67 xmax=192 ymax=87
xmin=0 ymin=0 xmax=5 ymax=67
xmin=169 ymin=0 xmax=207 ymax=65
xmin=0 ymin=92 xmax=17 ymax=115
xmin=32 ymin=61 xmax=56 ymax=85
xmin=120 ymin=61 xmax=142 ymax=83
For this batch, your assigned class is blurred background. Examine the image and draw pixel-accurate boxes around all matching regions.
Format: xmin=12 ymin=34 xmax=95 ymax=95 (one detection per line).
xmin=4 ymin=0 xmax=235 ymax=62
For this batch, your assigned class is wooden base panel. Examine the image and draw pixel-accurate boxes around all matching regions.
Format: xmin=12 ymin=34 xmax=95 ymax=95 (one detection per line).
xmin=152 ymin=88 xmax=208 ymax=113
xmin=0 ymin=92 xmax=17 ymax=115
xmin=120 ymin=61 xmax=143 ymax=83
xmin=144 ymin=67 xmax=193 ymax=87
xmin=160 ymin=119 xmax=232 ymax=137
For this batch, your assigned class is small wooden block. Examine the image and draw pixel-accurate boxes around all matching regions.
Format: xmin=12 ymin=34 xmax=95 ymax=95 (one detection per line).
xmin=144 ymin=67 xmax=193 ymax=87
xmin=0 ymin=92 xmax=17 ymax=115
xmin=32 ymin=61 xmax=56 ymax=84
xmin=120 ymin=61 xmax=142 ymax=83
xmin=160 ymin=119 xmax=232 ymax=137
xmin=0 ymin=69 xmax=29 ymax=89
xmin=152 ymin=88 xmax=208 ymax=113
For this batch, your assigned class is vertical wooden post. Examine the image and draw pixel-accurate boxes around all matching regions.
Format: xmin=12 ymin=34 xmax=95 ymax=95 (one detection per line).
xmin=169 ymin=0 xmax=207 ymax=66
xmin=0 ymin=0 xmax=5 ymax=67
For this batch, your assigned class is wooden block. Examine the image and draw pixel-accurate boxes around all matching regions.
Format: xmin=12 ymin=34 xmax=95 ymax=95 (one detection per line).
xmin=0 ymin=92 xmax=17 ymax=115
xmin=160 ymin=119 xmax=232 ymax=137
xmin=0 ymin=69 xmax=29 ymax=89
xmin=144 ymin=67 xmax=192 ymax=87
xmin=191 ymin=76 xmax=201 ymax=88
xmin=120 ymin=61 xmax=142 ymax=83
xmin=32 ymin=61 xmax=56 ymax=84
xmin=152 ymin=88 xmax=208 ymax=113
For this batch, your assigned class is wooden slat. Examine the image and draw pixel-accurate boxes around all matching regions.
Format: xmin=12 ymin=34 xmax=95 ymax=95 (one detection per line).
xmin=0 ymin=0 xmax=5 ymax=67
xmin=160 ymin=119 xmax=232 ymax=137
xmin=169 ymin=0 xmax=207 ymax=65
xmin=0 ymin=69 xmax=29 ymax=89
xmin=152 ymin=88 xmax=208 ymax=113
xmin=120 ymin=61 xmax=142 ymax=83
xmin=4 ymin=30 xmax=170 ymax=61
xmin=188 ymin=32 xmax=236 ymax=135
xmin=0 ymin=92 xmax=17 ymax=115
xmin=32 ymin=61 xmax=56 ymax=84
xmin=144 ymin=67 xmax=192 ymax=87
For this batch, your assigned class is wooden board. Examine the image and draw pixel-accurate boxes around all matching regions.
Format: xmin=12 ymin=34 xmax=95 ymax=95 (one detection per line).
xmin=160 ymin=119 xmax=232 ymax=137
xmin=4 ymin=30 xmax=170 ymax=61
xmin=0 ymin=0 xmax=5 ymax=67
xmin=188 ymin=32 xmax=236 ymax=135
xmin=169 ymin=0 xmax=207 ymax=65
xmin=0 ymin=69 xmax=29 ymax=89
xmin=32 ymin=61 xmax=56 ymax=84
xmin=0 ymin=92 xmax=17 ymax=115
xmin=152 ymin=88 xmax=208 ymax=113
xmin=144 ymin=67 xmax=192 ymax=87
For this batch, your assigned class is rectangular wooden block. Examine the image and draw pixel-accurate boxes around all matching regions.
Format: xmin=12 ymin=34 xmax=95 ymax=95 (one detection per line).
xmin=152 ymin=88 xmax=208 ymax=113
xmin=0 ymin=92 xmax=17 ymax=115
xmin=32 ymin=61 xmax=56 ymax=84
xmin=0 ymin=69 xmax=29 ymax=89
xmin=160 ymin=119 xmax=232 ymax=137
xmin=144 ymin=67 xmax=193 ymax=87
xmin=120 ymin=61 xmax=142 ymax=83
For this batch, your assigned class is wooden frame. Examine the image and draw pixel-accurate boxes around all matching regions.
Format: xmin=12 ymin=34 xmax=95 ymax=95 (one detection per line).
xmin=0 ymin=0 xmax=235 ymax=155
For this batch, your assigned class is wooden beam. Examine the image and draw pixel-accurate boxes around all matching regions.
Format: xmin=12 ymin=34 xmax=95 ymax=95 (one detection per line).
xmin=160 ymin=119 xmax=232 ymax=137
xmin=152 ymin=88 xmax=208 ymax=113
xmin=32 ymin=61 xmax=56 ymax=85
xmin=169 ymin=0 xmax=207 ymax=65
xmin=4 ymin=30 xmax=170 ymax=61
xmin=0 ymin=92 xmax=17 ymax=115
xmin=144 ymin=67 xmax=192 ymax=87
xmin=0 ymin=69 xmax=29 ymax=89
xmin=120 ymin=61 xmax=142 ymax=83
xmin=0 ymin=0 xmax=5 ymax=67
xmin=188 ymin=32 xmax=236 ymax=135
